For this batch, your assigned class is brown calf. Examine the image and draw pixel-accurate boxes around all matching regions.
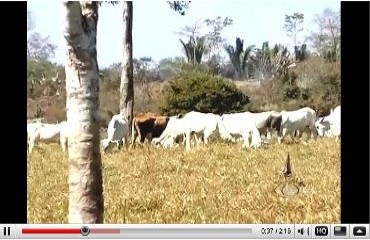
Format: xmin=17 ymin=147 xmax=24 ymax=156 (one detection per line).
xmin=131 ymin=113 xmax=170 ymax=144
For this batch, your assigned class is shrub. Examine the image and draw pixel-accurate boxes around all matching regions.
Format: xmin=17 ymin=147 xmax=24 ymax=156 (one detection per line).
xmin=160 ymin=70 xmax=249 ymax=115
xmin=44 ymin=100 xmax=66 ymax=123
xmin=300 ymin=88 xmax=311 ymax=100
xmin=283 ymin=85 xmax=301 ymax=100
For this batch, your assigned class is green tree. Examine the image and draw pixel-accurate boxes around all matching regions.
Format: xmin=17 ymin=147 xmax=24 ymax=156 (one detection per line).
xmin=250 ymin=42 xmax=293 ymax=80
xmin=306 ymin=8 xmax=340 ymax=62
xmin=27 ymin=32 xmax=57 ymax=60
xmin=27 ymin=10 xmax=61 ymax=96
xmin=120 ymin=1 xmax=190 ymax=134
xmin=158 ymin=57 xmax=187 ymax=79
xmin=27 ymin=10 xmax=57 ymax=61
xmin=283 ymin=12 xmax=304 ymax=48
xmin=224 ymin=37 xmax=255 ymax=79
xmin=133 ymin=57 xmax=160 ymax=85
xmin=161 ymin=70 xmax=249 ymax=115
xmin=179 ymin=35 xmax=208 ymax=64
xmin=294 ymin=44 xmax=308 ymax=62
xmin=204 ymin=16 xmax=233 ymax=72
xmin=168 ymin=1 xmax=190 ymax=15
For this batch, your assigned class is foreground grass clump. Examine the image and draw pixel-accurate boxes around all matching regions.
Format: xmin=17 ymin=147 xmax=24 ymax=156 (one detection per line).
xmin=28 ymin=138 xmax=340 ymax=223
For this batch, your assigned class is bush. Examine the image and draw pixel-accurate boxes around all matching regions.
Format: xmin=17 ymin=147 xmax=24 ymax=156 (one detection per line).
xmin=43 ymin=99 xmax=66 ymax=123
xmin=300 ymin=88 xmax=311 ymax=100
xmin=160 ymin=70 xmax=249 ymax=115
xmin=283 ymin=85 xmax=301 ymax=100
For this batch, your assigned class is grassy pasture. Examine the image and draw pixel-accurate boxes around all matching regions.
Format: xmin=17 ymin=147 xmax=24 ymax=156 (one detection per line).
xmin=28 ymin=138 xmax=340 ymax=223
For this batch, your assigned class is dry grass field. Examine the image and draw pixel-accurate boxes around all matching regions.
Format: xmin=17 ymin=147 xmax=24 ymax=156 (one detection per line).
xmin=27 ymin=138 xmax=340 ymax=224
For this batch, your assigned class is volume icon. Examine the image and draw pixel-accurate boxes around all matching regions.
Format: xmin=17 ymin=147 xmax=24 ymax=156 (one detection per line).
xmin=298 ymin=228 xmax=305 ymax=235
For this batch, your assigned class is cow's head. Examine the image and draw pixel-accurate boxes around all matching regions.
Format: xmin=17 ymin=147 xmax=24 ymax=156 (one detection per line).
xmin=267 ymin=115 xmax=282 ymax=132
xmin=315 ymin=121 xmax=330 ymax=137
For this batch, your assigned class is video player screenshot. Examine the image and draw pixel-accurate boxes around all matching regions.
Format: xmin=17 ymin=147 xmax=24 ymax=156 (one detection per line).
xmin=1 ymin=1 xmax=369 ymax=240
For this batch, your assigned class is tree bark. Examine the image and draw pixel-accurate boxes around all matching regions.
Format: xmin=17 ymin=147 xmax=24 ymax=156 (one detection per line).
xmin=120 ymin=1 xmax=134 ymax=134
xmin=62 ymin=1 xmax=104 ymax=223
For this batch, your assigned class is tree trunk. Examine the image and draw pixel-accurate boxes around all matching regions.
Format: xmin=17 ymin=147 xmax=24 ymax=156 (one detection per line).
xmin=120 ymin=1 xmax=134 ymax=134
xmin=62 ymin=1 xmax=104 ymax=223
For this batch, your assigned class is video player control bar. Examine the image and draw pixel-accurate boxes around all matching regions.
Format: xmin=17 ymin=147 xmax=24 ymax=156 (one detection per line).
xmin=0 ymin=224 xmax=368 ymax=239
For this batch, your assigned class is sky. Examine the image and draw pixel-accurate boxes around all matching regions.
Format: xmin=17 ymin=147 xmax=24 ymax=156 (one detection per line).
xmin=27 ymin=0 xmax=341 ymax=68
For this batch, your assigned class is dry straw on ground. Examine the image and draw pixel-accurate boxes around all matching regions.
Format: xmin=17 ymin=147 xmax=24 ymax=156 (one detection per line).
xmin=28 ymin=138 xmax=340 ymax=223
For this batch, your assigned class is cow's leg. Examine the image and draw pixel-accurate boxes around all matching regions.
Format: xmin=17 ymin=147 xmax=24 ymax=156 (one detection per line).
xmin=29 ymin=135 xmax=39 ymax=153
xmin=266 ymin=129 xmax=272 ymax=141
xmin=203 ymin=131 xmax=211 ymax=146
xmin=241 ymin=131 xmax=251 ymax=148
xmin=102 ymin=139 xmax=111 ymax=152
xmin=139 ymin=129 xmax=146 ymax=144
xmin=146 ymin=132 xmax=153 ymax=143
xmin=131 ymin=132 xmax=137 ymax=145
xmin=192 ymin=133 xmax=198 ymax=147
xmin=305 ymin=129 xmax=312 ymax=142
xmin=310 ymin=123 xmax=318 ymax=141
xmin=251 ymin=129 xmax=262 ymax=148
xmin=185 ymin=129 xmax=192 ymax=151
xmin=131 ymin=125 xmax=138 ymax=145
xmin=180 ymin=134 xmax=186 ymax=145
xmin=289 ymin=131 xmax=295 ymax=143
xmin=119 ymin=138 xmax=126 ymax=149
xmin=28 ymin=137 xmax=34 ymax=154
xmin=118 ymin=140 xmax=125 ymax=150
xmin=263 ymin=128 xmax=269 ymax=140
xmin=60 ymin=136 xmax=68 ymax=152
xmin=278 ymin=127 xmax=287 ymax=144
xmin=201 ymin=134 xmax=206 ymax=146
xmin=193 ymin=133 xmax=202 ymax=148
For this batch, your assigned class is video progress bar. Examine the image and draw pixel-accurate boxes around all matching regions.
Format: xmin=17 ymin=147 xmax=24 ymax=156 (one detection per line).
xmin=22 ymin=228 xmax=120 ymax=235
xmin=19 ymin=228 xmax=253 ymax=239
xmin=116 ymin=228 xmax=253 ymax=239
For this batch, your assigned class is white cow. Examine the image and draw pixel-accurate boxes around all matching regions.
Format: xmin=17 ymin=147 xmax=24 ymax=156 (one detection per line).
xmin=101 ymin=114 xmax=130 ymax=151
xmin=315 ymin=105 xmax=341 ymax=140
xmin=152 ymin=116 xmax=185 ymax=148
xmin=278 ymin=107 xmax=318 ymax=144
xmin=244 ymin=111 xmax=281 ymax=140
xmin=183 ymin=112 xmax=234 ymax=150
xmin=27 ymin=121 xmax=67 ymax=153
xmin=153 ymin=111 xmax=233 ymax=150
xmin=58 ymin=121 xmax=68 ymax=152
xmin=221 ymin=112 xmax=262 ymax=149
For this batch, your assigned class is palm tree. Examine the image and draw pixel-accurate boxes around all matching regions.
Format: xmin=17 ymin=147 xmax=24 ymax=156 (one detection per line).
xmin=62 ymin=1 xmax=104 ymax=223
xmin=241 ymin=45 xmax=255 ymax=79
xmin=180 ymin=35 xmax=208 ymax=64
xmin=294 ymin=44 xmax=308 ymax=62
xmin=251 ymin=42 xmax=292 ymax=80
xmin=224 ymin=37 xmax=255 ymax=80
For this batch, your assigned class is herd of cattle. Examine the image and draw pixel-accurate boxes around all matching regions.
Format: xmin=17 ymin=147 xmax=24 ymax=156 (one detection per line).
xmin=27 ymin=106 xmax=341 ymax=154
